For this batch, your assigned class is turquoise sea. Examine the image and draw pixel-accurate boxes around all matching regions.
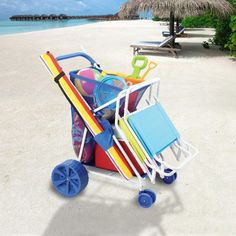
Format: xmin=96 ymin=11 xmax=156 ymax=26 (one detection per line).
xmin=0 ymin=19 xmax=97 ymax=36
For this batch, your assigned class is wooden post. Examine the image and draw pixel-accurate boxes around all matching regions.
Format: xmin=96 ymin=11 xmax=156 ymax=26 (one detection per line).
xmin=176 ymin=18 xmax=180 ymax=31
xmin=169 ymin=11 xmax=175 ymax=47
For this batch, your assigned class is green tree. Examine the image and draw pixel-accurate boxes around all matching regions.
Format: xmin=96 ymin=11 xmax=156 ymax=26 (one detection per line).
xmin=180 ymin=0 xmax=236 ymax=57
xmin=182 ymin=13 xmax=217 ymax=28
xmin=227 ymin=15 xmax=236 ymax=57
xmin=213 ymin=17 xmax=231 ymax=49
xmin=214 ymin=0 xmax=236 ymax=56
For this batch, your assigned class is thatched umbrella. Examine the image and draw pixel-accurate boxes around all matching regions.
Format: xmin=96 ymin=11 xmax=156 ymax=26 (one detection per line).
xmin=119 ymin=1 xmax=140 ymax=19
xmin=119 ymin=0 xmax=233 ymax=46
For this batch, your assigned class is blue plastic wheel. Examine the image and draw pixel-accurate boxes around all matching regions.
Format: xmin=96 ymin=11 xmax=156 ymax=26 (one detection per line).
xmin=140 ymin=189 xmax=156 ymax=203
xmin=138 ymin=192 xmax=153 ymax=208
xmin=51 ymin=159 xmax=88 ymax=197
xmin=162 ymin=168 xmax=177 ymax=185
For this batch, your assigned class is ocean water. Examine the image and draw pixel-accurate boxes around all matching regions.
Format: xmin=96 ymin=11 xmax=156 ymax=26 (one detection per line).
xmin=0 ymin=19 xmax=97 ymax=36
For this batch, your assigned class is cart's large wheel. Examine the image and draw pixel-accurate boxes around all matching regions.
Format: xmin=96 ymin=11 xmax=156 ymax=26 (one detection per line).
xmin=162 ymin=168 xmax=177 ymax=185
xmin=140 ymin=189 xmax=156 ymax=204
xmin=138 ymin=191 xmax=154 ymax=208
xmin=51 ymin=160 xmax=88 ymax=197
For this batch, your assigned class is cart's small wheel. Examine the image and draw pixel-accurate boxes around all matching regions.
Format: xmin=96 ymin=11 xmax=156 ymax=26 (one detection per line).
xmin=138 ymin=192 xmax=153 ymax=208
xmin=163 ymin=168 xmax=177 ymax=184
xmin=140 ymin=189 xmax=156 ymax=203
xmin=51 ymin=159 xmax=88 ymax=197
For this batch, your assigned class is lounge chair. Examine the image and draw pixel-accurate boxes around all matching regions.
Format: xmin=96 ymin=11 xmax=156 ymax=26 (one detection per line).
xmin=130 ymin=36 xmax=181 ymax=58
xmin=162 ymin=25 xmax=185 ymax=37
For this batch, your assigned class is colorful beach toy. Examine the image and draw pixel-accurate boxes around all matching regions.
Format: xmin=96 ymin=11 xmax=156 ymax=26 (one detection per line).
xmin=94 ymin=75 xmax=128 ymax=110
xmin=75 ymin=68 xmax=103 ymax=96
xmin=103 ymin=56 xmax=157 ymax=86
xmin=127 ymin=55 xmax=148 ymax=79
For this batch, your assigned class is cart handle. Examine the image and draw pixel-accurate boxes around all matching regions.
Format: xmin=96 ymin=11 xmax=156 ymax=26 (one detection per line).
xmin=56 ymin=52 xmax=98 ymax=67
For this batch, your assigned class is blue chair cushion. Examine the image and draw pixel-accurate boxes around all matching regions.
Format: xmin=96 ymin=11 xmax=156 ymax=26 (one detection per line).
xmin=128 ymin=103 xmax=180 ymax=158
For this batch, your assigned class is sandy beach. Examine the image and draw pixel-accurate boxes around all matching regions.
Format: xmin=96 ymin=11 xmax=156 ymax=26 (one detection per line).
xmin=0 ymin=20 xmax=236 ymax=236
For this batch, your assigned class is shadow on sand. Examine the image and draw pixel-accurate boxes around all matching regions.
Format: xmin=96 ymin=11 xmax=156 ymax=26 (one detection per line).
xmin=185 ymin=28 xmax=214 ymax=32
xmin=43 ymin=177 xmax=183 ymax=236
xmin=186 ymin=33 xmax=212 ymax=38
xmin=179 ymin=42 xmax=229 ymax=58
xmin=138 ymin=43 xmax=227 ymax=59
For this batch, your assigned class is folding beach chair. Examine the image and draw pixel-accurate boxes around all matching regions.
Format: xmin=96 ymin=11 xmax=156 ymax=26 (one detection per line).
xmin=115 ymin=80 xmax=197 ymax=179
xmin=128 ymin=103 xmax=180 ymax=157
xmin=130 ymin=36 xmax=181 ymax=57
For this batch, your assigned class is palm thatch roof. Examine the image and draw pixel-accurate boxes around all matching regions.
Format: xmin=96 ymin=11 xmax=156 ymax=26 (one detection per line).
xmin=119 ymin=1 xmax=139 ymax=19
xmin=119 ymin=0 xmax=233 ymax=19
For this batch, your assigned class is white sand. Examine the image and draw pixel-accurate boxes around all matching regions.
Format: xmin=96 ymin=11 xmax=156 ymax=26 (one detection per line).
xmin=0 ymin=20 xmax=236 ymax=236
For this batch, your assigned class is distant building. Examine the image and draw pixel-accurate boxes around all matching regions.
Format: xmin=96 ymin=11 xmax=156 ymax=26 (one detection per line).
xmin=10 ymin=14 xmax=69 ymax=21
xmin=9 ymin=13 xmax=137 ymax=21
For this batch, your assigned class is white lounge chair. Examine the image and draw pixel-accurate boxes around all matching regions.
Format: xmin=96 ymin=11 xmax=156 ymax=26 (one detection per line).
xmin=162 ymin=26 xmax=185 ymax=37
xmin=130 ymin=36 xmax=181 ymax=58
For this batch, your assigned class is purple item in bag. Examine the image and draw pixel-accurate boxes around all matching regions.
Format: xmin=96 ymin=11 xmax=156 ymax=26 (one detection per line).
xmin=71 ymin=107 xmax=95 ymax=163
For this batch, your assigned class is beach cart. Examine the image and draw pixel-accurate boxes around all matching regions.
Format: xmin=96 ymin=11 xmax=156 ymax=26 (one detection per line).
xmin=40 ymin=51 xmax=197 ymax=208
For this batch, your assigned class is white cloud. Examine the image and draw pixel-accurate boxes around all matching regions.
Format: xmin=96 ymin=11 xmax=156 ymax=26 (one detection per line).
xmin=0 ymin=0 xmax=18 ymax=9
xmin=0 ymin=0 xmax=127 ymax=19
xmin=76 ymin=1 xmax=87 ymax=8
xmin=20 ymin=3 xmax=31 ymax=11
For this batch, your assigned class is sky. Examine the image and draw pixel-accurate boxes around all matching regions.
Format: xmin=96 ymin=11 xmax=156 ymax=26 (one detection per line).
xmin=0 ymin=0 xmax=127 ymax=19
